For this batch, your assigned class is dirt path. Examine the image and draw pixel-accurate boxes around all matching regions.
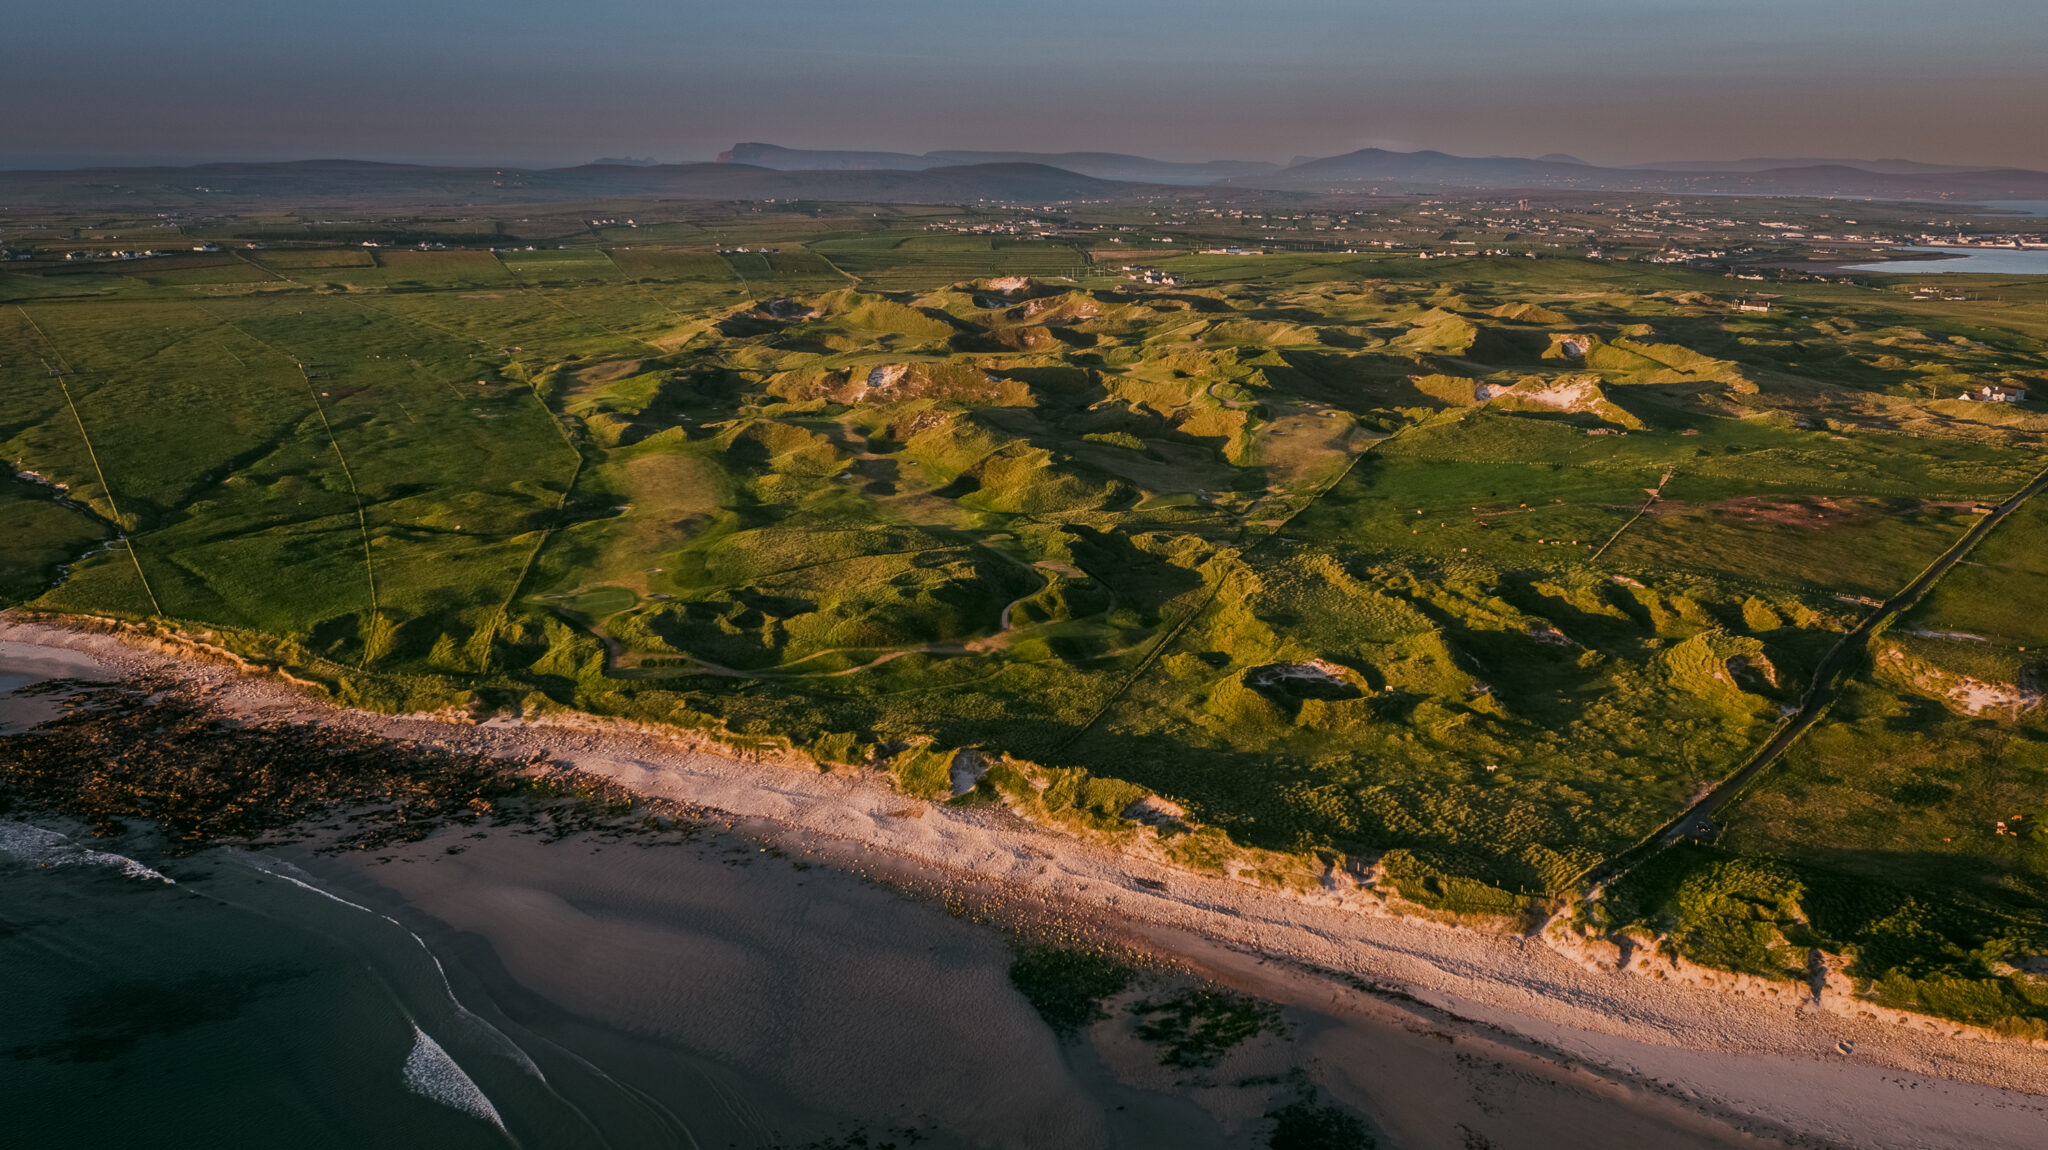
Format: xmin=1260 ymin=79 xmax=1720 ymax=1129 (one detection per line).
xmin=187 ymin=307 xmax=384 ymax=638
xmin=1588 ymin=467 xmax=1674 ymax=563
xmin=291 ymin=360 xmax=381 ymax=643
xmin=482 ymin=357 xmax=586 ymax=673
xmin=1203 ymin=379 xmax=1255 ymax=409
xmin=14 ymin=306 xmax=164 ymax=617
xmin=1584 ymin=461 xmax=2048 ymax=892
xmin=804 ymin=244 xmax=862 ymax=284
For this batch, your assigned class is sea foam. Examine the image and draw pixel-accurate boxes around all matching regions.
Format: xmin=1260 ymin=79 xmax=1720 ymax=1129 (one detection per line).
xmin=246 ymin=858 xmax=549 ymax=1083
xmin=403 ymin=1025 xmax=507 ymax=1131
xmin=0 ymin=819 xmax=175 ymax=883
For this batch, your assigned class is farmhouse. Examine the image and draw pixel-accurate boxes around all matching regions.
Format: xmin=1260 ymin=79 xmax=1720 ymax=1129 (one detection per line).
xmin=1734 ymin=298 xmax=1772 ymax=313
xmin=1958 ymin=383 xmax=2028 ymax=403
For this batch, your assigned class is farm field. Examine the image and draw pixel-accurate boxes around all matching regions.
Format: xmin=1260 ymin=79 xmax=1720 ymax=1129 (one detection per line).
xmin=6 ymin=192 xmax=2048 ymax=1032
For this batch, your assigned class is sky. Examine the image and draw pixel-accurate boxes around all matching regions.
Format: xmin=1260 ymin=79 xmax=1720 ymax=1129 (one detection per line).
xmin=7 ymin=0 xmax=2046 ymax=171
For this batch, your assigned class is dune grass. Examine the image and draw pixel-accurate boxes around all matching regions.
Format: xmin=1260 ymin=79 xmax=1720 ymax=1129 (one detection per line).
xmin=9 ymin=196 xmax=2048 ymax=1030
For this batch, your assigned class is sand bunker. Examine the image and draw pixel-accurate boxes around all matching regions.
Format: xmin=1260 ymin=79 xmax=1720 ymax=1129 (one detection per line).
xmin=1243 ymin=660 xmax=1365 ymax=700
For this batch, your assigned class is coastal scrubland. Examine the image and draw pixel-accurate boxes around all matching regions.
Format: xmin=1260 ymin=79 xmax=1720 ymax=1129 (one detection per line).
xmin=8 ymin=193 xmax=2048 ymax=1036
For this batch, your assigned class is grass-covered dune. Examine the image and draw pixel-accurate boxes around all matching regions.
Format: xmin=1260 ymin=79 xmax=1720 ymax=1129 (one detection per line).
xmin=8 ymin=193 xmax=2048 ymax=1033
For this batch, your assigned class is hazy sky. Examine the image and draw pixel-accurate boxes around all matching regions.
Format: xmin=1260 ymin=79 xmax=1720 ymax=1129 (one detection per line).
xmin=8 ymin=0 xmax=2046 ymax=170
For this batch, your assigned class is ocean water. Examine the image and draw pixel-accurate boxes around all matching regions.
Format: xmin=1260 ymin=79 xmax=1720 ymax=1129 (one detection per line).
xmin=1973 ymin=200 xmax=2048 ymax=218
xmin=0 ymin=833 xmax=514 ymax=1149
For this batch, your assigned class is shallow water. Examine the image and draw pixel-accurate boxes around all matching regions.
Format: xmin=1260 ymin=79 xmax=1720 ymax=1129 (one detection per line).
xmin=1973 ymin=200 xmax=2048 ymax=219
xmin=0 ymin=640 xmax=108 ymax=730
xmin=1842 ymin=245 xmax=2048 ymax=274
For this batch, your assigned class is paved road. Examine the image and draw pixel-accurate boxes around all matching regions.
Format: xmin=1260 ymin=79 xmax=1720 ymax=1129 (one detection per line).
xmin=1581 ymin=463 xmax=2048 ymax=894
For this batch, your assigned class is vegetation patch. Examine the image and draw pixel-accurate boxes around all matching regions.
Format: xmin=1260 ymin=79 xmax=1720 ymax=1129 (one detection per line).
xmin=1266 ymin=1096 xmax=1378 ymax=1150
xmin=1131 ymin=987 xmax=1286 ymax=1068
xmin=1006 ymin=945 xmax=1136 ymax=1038
xmin=1600 ymin=843 xmax=2048 ymax=1033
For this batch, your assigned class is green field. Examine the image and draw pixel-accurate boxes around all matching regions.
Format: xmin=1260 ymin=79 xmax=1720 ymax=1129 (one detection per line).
xmin=8 ymin=193 xmax=2048 ymax=1031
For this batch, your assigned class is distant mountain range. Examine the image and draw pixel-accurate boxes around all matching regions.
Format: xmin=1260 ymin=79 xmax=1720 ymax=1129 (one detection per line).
xmin=0 ymin=159 xmax=1127 ymax=209
xmin=4 ymin=146 xmax=2045 ymax=211
xmin=717 ymin=143 xmax=1278 ymax=185
xmin=1231 ymin=148 xmax=2048 ymax=199
xmin=721 ymin=142 xmax=2048 ymax=199
xmin=1637 ymin=157 xmax=1985 ymax=175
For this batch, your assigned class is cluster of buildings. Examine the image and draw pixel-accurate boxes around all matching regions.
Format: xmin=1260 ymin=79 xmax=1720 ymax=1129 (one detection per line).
xmin=1917 ymin=233 xmax=2048 ymax=250
xmin=1645 ymin=248 xmax=1729 ymax=265
xmin=924 ymin=218 xmax=1056 ymax=238
xmin=59 ymin=243 xmax=222 ymax=261
xmin=1121 ymin=265 xmax=1180 ymax=285
xmin=1958 ymin=383 xmax=2029 ymax=403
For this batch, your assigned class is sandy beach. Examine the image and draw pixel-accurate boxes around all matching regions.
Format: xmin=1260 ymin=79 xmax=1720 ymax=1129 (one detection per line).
xmin=6 ymin=615 xmax=2048 ymax=1148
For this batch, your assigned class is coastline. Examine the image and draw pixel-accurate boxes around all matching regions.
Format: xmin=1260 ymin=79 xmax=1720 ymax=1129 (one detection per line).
xmin=6 ymin=613 xmax=2048 ymax=1147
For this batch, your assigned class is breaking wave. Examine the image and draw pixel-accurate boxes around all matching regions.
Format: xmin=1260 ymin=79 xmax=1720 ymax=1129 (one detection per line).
xmin=0 ymin=819 xmax=175 ymax=884
xmin=403 ymin=1025 xmax=507 ymax=1131
xmin=245 ymin=857 xmax=548 ymax=1084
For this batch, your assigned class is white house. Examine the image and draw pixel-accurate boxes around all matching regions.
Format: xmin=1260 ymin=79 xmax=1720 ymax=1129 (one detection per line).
xmin=1960 ymin=383 xmax=2028 ymax=403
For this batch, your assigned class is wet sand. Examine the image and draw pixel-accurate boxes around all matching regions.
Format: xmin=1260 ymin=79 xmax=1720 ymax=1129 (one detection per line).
xmin=0 ymin=638 xmax=112 ymax=731
xmin=7 ymin=617 xmax=2048 ymax=1147
xmin=308 ymin=831 xmax=1218 ymax=1147
xmin=321 ymin=829 xmax=1805 ymax=1148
